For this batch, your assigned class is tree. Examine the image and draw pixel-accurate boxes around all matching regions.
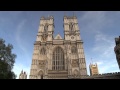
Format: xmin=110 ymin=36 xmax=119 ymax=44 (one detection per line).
xmin=0 ymin=38 xmax=16 ymax=79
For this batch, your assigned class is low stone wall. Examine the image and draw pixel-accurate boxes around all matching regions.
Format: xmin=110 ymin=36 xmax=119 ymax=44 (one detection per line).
xmin=82 ymin=72 xmax=120 ymax=79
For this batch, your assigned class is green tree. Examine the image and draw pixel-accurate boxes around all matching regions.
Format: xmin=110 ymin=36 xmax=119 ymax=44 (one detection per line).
xmin=0 ymin=38 xmax=16 ymax=79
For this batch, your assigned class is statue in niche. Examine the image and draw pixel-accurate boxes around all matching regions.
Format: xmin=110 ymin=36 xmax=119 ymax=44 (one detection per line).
xmin=69 ymin=22 xmax=75 ymax=35
xmin=69 ymin=22 xmax=73 ymax=31
xmin=73 ymin=69 xmax=79 ymax=76
xmin=44 ymin=24 xmax=48 ymax=33
xmin=42 ymin=24 xmax=48 ymax=41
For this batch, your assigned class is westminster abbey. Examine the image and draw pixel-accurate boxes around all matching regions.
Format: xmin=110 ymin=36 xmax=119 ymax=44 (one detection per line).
xmin=29 ymin=15 xmax=120 ymax=79
xmin=29 ymin=15 xmax=88 ymax=79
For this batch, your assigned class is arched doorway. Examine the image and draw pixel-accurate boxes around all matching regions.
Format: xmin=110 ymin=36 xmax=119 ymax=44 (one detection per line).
xmin=38 ymin=70 xmax=44 ymax=79
xmin=52 ymin=47 xmax=65 ymax=70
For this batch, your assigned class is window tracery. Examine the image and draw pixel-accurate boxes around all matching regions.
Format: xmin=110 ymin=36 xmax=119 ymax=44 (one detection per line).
xmin=52 ymin=47 xmax=64 ymax=70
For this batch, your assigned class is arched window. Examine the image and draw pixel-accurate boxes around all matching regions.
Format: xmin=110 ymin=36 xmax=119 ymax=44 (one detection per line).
xmin=69 ymin=22 xmax=74 ymax=31
xmin=40 ymin=48 xmax=46 ymax=55
xmin=44 ymin=24 xmax=48 ymax=32
xmin=52 ymin=47 xmax=64 ymax=70
xmin=71 ymin=46 xmax=77 ymax=54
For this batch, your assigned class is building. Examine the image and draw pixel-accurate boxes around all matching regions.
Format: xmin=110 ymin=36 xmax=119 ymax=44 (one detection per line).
xmin=29 ymin=15 xmax=120 ymax=79
xmin=19 ymin=70 xmax=27 ymax=79
xmin=29 ymin=15 xmax=87 ymax=79
xmin=74 ymin=72 xmax=120 ymax=79
xmin=89 ymin=63 xmax=99 ymax=76
xmin=114 ymin=36 xmax=120 ymax=69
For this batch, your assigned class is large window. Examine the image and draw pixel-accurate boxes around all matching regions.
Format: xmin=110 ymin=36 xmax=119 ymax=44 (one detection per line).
xmin=52 ymin=47 xmax=64 ymax=70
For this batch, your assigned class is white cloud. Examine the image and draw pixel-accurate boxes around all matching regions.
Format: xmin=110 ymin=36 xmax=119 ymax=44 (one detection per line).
xmin=78 ymin=11 xmax=120 ymax=35
xmin=16 ymin=19 xmax=27 ymax=52
xmin=91 ymin=27 xmax=119 ymax=74
xmin=98 ymin=61 xmax=119 ymax=74
xmin=0 ymin=11 xmax=23 ymax=26
xmin=93 ymin=32 xmax=115 ymax=58
xmin=14 ymin=19 xmax=31 ymax=79
xmin=78 ymin=11 xmax=120 ymax=74
xmin=15 ymin=19 xmax=31 ymax=62
xmin=96 ymin=61 xmax=103 ymax=65
xmin=78 ymin=11 xmax=108 ymax=34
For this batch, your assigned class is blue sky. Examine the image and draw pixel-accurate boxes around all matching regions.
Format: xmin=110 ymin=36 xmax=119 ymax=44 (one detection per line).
xmin=0 ymin=11 xmax=120 ymax=79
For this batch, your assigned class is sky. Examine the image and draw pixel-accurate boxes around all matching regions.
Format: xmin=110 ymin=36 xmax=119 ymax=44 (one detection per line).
xmin=0 ymin=11 xmax=120 ymax=79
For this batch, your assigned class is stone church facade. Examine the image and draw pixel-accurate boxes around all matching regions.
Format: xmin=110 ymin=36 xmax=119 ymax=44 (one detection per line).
xmin=29 ymin=15 xmax=88 ymax=79
xmin=29 ymin=15 xmax=120 ymax=79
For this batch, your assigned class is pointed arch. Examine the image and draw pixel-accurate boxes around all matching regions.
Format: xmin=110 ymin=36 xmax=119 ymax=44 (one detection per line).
xmin=52 ymin=46 xmax=65 ymax=70
xmin=73 ymin=69 xmax=79 ymax=76
xmin=38 ymin=70 xmax=44 ymax=79
xmin=71 ymin=46 xmax=77 ymax=54
xmin=40 ymin=48 xmax=46 ymax=55
xmin=38 ymin=70 xmax=43 ymax=75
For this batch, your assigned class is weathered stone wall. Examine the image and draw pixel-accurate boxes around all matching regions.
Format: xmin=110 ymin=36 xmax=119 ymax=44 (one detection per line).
xmin=114 ymin=36 xmax=120 ymax=69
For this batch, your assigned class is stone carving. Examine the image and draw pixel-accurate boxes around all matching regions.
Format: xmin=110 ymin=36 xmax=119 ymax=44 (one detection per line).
xmin=114 ymin=36 xmax=120 ymax=69
xmin=44 ymin=24 xmax=48 ymax=32
xmin=47 ymin=45 xmax=49 ymax=49
xmin=38 ymin=60 xmax=46 ymax=68
xmin=41 ymin=24 xmax=48 ymax=41
xmin=39 ymin=60 xmax=45 ymax=65
xmin=72 ymin=59 xmax=79 ymax=67
xmin=69 ymin=22 xmax=75 ymax=35
xmin=73 ymin=69 xmax=79 ymax=76
xmin=69 ymin=22 xmax=74 ymax=31
xmin=115 ymin=45 xmax=120 ymax=54
xmin=42 ymin=33 xmax=48 ymax=41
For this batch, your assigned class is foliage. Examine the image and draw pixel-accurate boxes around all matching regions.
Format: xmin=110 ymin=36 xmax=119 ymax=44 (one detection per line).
xmin=0 ymin=38 xmax=16 ymax=79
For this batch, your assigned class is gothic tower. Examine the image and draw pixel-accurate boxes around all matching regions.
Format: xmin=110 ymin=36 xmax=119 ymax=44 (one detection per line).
xmin=19 ymin=70 xmax=27 ymax=79
xmin=63 ymin=16 xmax=87 ymax=78
xmin=29 ymin=16 xmax=54 ymax=79
xmin=29 ymin=15 xmax=87 ymax=79
xmin=89 ymin=63 xmax=99 ymax=76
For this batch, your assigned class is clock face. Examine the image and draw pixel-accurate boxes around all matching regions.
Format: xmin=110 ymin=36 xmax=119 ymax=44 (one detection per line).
xmin=71 ymin=36 xmax=74 ymax=39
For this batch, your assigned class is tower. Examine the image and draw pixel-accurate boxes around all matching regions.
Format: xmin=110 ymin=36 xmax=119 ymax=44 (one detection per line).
xmin=19 ymin=70 xmax=27 ymax=79
xmin=29 ymin=15 xmax=87 ymax=79
xmin=36 ymin=16 xmax=54 ymax=42
xmin=114 ymin=36 xmax=120 ymax=69
xmin=29 ymin=16 xmax=54 ymax=79
xmin=89 ymin=63 xmax=99 ymax=76
xmin=63 ymin=15 xmax=87 ymax=78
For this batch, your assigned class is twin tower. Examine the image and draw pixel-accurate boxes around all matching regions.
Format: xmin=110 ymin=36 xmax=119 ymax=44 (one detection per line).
xmin=29 ymin=15 xmax=87 ymax=79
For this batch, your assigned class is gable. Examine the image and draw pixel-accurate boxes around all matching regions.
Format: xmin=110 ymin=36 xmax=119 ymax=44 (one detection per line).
xmin=54 ymin=34 xmax=62 ymax=39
